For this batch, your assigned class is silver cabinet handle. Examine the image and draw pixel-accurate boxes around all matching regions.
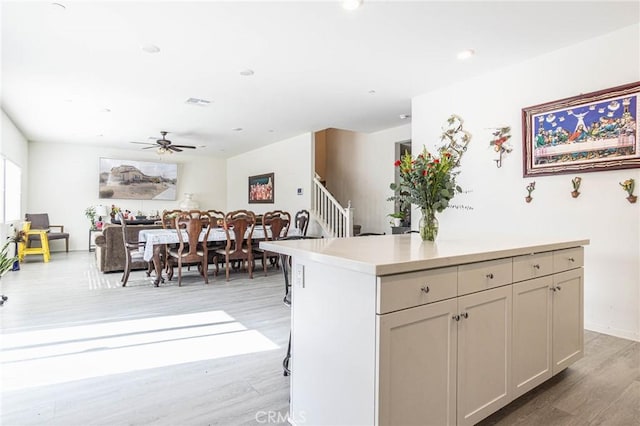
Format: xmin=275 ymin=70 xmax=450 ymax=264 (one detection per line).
xmin=486 ymin=273 xmax=494 ymax=279
xmin=452 ymin=314 xmax=460 ymax=321
xmin=550 ymin=287 xmax=557 ymax=292
xmin=568 ymin=257 xmax=575 ymax=262
xmin=556 ymin=285 xmax=562 ymax=291
xmin=421 ymin=286 xmax=430 ymax=294
xmin=533 ymin=264 xmax=540 ymax=269
xmin=461 ymin=312 xmax=469 ymax=319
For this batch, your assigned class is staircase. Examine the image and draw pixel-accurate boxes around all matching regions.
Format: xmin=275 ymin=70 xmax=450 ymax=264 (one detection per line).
xmin=311 ymin=175 xmax=354 ymax=237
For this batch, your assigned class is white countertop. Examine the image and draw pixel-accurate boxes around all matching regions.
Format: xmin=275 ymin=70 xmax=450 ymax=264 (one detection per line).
xmin=260 ymin=235 xmax=590 ymax=276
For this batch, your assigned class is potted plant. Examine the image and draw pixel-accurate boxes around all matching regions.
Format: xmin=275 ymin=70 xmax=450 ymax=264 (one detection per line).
xmin=0 ymin=240 xmax=18 ymax=276
xmin=388 ymin=212 xmax=405 ymax=227
xmin=85 ymin=206 xmax=96 ymax=229
xmin=0 ymin=240 xmax=16 ymax=305
xmin=7 ymin=225 xmax=25 ymax=271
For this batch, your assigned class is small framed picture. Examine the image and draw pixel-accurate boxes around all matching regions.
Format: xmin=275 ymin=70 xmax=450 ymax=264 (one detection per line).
xmin=248 ymin=173 xmax=274 ymax=204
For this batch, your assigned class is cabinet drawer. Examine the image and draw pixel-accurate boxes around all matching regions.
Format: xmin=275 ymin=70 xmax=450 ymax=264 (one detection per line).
xmin=377 ymin=266 xmax=457 ymax=314
xmin=513 ymin=252 xmax=553 ymax=282
xmin=458 ymin=258 xmax=512 ymax=296
xmin=553 ymin=247 xmax=584 ymax=273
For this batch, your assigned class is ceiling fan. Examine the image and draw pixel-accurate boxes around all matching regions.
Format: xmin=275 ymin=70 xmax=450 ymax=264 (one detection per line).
xmin=131 ymin=131 xmax=196 ymax=153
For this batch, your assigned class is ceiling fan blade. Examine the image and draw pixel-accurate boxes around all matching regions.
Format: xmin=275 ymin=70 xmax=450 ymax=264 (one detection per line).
xmin=172 ymin=144 xmax=196 ymax=149
xmin=142 ymin=146 xmax=157 ymax=150
xmin=168 ymin=146 xmax=183 ymax=152
xmin=130 ymin=141 xmax=156 ymax=145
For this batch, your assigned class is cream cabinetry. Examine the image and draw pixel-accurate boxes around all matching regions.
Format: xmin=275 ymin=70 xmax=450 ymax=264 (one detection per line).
xmin=511 ymin=248 xmax=584 ymax=398
xmin=261 ymin=237 xmax=588 ymax=426
xmin=512 ymin=275 xmax=553 ymax=398
xmin=377 ymin=248 xmax=583 ymax=426
xmin=377 ymin=298 xmax=458 ymax=426
xmin=456 ymin=286 xmax=512 ymax=426
xmin=377 ymin=286 xmax=512 ymax=426
xmin=552 ymin=268 xmax=584 ymax=373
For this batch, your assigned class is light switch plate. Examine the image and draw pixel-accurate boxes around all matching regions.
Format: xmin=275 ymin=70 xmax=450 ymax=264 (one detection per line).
xmin=295 ymin=264 xmax=304 ymax=288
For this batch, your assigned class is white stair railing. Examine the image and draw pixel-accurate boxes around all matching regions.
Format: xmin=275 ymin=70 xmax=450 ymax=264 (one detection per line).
xmin=312 ymin=176 xmax=353 ymax=237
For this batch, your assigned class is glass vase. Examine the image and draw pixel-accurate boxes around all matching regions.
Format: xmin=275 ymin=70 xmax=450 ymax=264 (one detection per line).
xmin=419 ymin=208 xmax=439 ymax=241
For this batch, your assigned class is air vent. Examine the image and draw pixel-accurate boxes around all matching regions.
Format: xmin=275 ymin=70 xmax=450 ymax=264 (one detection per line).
xmin=185 ymin=98 xmax=211 ymax=106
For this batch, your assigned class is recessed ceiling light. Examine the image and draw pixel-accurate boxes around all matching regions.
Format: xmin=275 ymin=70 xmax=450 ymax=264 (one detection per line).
xmin=141 ymin=44 xmax=161 ymax=54
xmin=399 ymin=114 xmax=411 ymax=120
xmin=232 ymin=127 xmax=243 ymax=132
xmin=457 ymin=49 xmax=475 ymax=60
xmin=268 ymin=129 xmax=275 ymax=133
xmin=368 ymin=89 xmax=376 ymax=95
xmin=102 ymin=108 xmax=111 ymax=113
xmin=342 ymin=0 xmax=363 ymax=11
xmin=239 ymin=69 xmax=254 ymax=76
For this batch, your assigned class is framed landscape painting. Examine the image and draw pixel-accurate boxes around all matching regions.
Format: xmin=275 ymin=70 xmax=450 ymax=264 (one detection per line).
xmin=248 ymin=173 xmax=274 ymax=204
xmin=522 ymin=82 xmax=640 ymax=177
xmin=99 ymin=158 xmax=178 ymax=200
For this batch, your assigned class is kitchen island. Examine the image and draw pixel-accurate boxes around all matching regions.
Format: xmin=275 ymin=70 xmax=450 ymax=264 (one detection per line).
xmin=260 ymin=235 xmax=589 ymax=426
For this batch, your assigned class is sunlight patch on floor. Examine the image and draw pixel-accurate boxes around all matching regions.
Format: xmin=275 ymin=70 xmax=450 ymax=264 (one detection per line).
xmin=1 ymin=311 xmax=279 ymax=391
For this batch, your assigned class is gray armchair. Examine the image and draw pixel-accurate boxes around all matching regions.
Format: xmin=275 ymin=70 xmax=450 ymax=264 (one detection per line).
xmin=25 ymin=213 xmax=69 ymax=252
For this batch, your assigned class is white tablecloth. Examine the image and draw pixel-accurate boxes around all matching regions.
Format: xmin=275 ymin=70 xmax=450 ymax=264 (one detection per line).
xmin=139 ymin=226 xmax=289 ymax=261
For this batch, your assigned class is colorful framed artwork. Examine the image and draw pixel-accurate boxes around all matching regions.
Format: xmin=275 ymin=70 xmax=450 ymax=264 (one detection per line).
xmin=99 ymin=158 xmax=178 ymax=200
xmin=248 ymin=172 xmax=274 ymax=204
xmin=522 ymin=81 xmax=639 ymax=177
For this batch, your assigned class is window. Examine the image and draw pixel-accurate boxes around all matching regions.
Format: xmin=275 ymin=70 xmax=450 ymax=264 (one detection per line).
xmin=0 ymin=157 xmax=22 ymax=223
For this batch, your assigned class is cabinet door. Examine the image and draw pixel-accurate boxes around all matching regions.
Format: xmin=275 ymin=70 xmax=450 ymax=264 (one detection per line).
xmin=457 ymin=286 xmax=512 ymax=426
xmin=512 ymin=276 xmax=553 ymax=398
xmin=552 ymin=268 xmax=584 ymax=375
xmin=377 ymin=298 xmax=458 ymax=426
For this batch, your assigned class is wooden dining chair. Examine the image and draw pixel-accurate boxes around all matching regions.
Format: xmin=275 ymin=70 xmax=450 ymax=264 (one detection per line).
xmin=254 ymin=210 xmax=291 ymax=275
xmin=294 ymin=210 xmax=310 ymax=236
xmin=161 ymin=209 xmax=182 ymax=229
xmin=159 ymin=209 xmax=182 ymax=274
xmin=214 ymin=210 xmax=256 ymax=282
xmin=205 ymin=210 xmax=225 ymax=267
xmin=167 ymin=211 xmax=212 ymax=286
xmin=118 ymin=213 xmax=153 ymax=287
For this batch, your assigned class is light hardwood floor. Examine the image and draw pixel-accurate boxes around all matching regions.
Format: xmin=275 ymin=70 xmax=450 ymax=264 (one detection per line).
xmin=1 ymin=251 xmax=638 ymax=426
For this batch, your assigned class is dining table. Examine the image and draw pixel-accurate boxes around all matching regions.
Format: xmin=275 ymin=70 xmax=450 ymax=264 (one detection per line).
xmin=138 ymin=225 xmax=297 ymax=286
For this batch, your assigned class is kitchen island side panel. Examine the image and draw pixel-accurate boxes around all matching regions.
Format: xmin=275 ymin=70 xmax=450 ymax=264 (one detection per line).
xmin=290 ymin=258 xmax=378 ymax=426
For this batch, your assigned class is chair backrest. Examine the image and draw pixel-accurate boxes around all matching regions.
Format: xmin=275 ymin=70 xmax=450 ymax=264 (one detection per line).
xmin=174 ymin=211 xmax=212 ymax=260
xmin=263 ymin=210 xmax=291 ymax=241
xmin=25 ymin=213 xmax=50 ymax=230
xmin=294 ymin=210 xmax=310 ymax=236
xmin=206 ymin=210 xmax=225 ymax=228
xmin=161 ymin=209 xmax=182 ymax=229
xmin=357 ymin=232 xmax=385 ymax=237
xmin=118 ymin=212 xmax=139 ymax=250
xmin=223 ymin=210 xmax=256 ymax=253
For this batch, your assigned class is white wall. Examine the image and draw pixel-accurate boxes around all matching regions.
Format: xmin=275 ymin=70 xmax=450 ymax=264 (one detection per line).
xmin=325 ymin=125 xmax=411 ymax=234
xmin=412 ymin=24 xmax=640 ymax=341
xmin=226 ymin=132 xmax=312 ymax=216
xmin=27 ymin=141 xmax=227 ymax=252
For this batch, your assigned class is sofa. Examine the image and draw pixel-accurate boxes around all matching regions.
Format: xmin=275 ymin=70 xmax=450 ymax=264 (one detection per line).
xmin=95 ymin=223 xmax=162 ymax=273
